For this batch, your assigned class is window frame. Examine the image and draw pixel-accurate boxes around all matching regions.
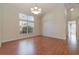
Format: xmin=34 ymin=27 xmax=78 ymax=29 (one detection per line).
xmin=19 ymin=13 xmax=35 ymax=34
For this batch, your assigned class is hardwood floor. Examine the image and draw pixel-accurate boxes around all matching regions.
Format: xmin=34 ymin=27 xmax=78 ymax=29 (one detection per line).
xmin=0 ymin=36 xmax=70 ymax=55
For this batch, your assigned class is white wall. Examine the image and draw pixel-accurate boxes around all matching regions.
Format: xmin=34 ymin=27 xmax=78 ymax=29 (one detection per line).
xmin=2 ymin=4 xmax=41 ymax=42
xmin=0 ymin=5 xmax=2 ymax=47
xmin=42 ymin=5 xmax=66 ymax=40
xmin=0 ymin=4 xmax=3 ymax=47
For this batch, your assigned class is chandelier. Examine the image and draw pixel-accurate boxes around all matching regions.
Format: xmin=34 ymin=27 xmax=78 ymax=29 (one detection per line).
xmin=31 ymin=4 xmax=42 ymax=14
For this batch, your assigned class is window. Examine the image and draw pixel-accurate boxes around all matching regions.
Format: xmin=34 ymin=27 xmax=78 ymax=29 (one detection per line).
xmin=19 ymin=13 xmax=34 ymax=34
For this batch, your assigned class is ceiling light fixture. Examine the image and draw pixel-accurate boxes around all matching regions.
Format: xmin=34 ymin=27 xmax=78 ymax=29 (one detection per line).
xmin=31 ymin=4 xmax=42 ymax=14
xmin=70 ymin=8 xmax=74 ymax=11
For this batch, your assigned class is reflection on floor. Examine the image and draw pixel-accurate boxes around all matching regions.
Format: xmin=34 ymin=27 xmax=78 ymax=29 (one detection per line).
xmin=0 ymin=36 xmax=69 ymax=55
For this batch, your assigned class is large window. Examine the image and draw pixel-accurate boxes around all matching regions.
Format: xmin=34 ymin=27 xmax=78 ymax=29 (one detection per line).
xmin=19 ymin=13 xmax=34 ymax=34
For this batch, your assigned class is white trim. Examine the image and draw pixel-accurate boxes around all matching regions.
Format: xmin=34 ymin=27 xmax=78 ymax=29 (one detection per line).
xmin=2 ymin=35 xmax=41 ymax=43
xmin=42 ymin=35 xmax=66 ymax=40
xmin=2 ymin=36 xmax=27 ymax=43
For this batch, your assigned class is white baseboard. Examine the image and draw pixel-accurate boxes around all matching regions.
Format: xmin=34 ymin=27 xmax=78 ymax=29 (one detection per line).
xmin=42 ymin=35 xmax=66 ymax=40
xmin=2 ymin=35 xmax=41 ymax=43
xmin=2 ymin=35 xmax=65 ymax=43
xmin=2 ymin=36 xmax=27 ymax=43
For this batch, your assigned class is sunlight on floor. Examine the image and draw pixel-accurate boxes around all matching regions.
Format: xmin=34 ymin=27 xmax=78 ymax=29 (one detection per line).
xmin=17 ymin=39 xmax=35 ymax=55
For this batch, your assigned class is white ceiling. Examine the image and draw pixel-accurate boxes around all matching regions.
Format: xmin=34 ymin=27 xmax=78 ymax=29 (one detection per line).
xmin=3 ymin=3 xmax=79 ymax=16
xmin=6 ymin=3 xmax=64 ymax=15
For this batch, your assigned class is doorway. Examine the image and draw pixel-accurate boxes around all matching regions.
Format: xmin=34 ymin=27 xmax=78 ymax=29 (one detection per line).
xmin=68 ymin=20 xmax=77 ymax=49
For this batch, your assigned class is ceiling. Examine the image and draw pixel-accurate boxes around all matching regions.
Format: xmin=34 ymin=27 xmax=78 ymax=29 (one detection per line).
xmin=3 ymin=3 xmax=79 ymax=16
xmin=4 ymin=3 xmax=64 ymax=15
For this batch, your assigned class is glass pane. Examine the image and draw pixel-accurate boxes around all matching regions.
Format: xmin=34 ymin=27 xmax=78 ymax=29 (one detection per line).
xmin=27 ymin=22 xmax=34 ymax=33
xmin=28 ymin=16 xmax=34 ymax=22
xmin=19 ymin=14 xmax=34 ymax=34
xmin=20 ymin=21 xmax=28 ymax=34
xmin=19 ymin=13 xmax=28 ymax=20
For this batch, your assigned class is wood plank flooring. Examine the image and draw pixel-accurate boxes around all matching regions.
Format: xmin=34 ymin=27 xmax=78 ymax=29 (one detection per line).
xmin=0 ymin=36 xmax=70 ymax=55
